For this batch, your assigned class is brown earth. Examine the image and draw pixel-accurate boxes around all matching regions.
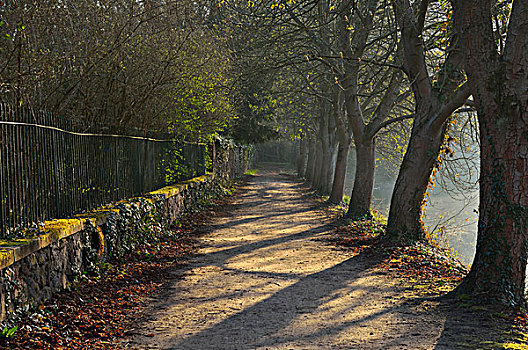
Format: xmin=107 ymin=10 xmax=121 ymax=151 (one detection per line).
xmin=125 ymin=166 xmax=522 ymax=350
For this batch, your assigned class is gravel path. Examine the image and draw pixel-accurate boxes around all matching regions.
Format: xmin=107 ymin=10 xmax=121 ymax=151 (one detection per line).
xmin=126 ymin=169 xmax=463 ymax=349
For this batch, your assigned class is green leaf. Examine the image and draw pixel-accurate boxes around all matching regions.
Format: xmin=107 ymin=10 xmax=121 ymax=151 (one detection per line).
xmin=1 ymin=325 xmax=18 ymax=338
xmin=7 ymin=325 xmax=17 ymax=337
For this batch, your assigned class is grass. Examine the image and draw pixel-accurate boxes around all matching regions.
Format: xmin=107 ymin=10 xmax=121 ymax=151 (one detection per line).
xmin=244 ymin=169 xmax=258 ymax=176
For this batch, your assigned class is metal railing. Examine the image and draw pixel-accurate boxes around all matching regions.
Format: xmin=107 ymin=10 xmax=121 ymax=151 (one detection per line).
xmin=0 ymin=103 xmax=206 ymax=236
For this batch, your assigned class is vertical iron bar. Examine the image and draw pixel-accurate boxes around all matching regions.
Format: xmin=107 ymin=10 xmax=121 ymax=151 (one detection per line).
xmin=12 ymin=106 xmax=21 ymax=228
xmin=0 ymin=104 xmax=5 ymax=235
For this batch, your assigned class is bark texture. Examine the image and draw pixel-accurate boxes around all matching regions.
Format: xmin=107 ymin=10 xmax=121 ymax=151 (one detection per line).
xmin=387 ymin=113 xmax=447 ymax=242
xmin=347 ymin=138 xmax=376 ymax=218
xmin=329 ymin=92 xmax=351 ymax=203
xmin=329 ymin=138 xmax=351 ymax=203
xmin=313 ymin=109 xmax=331 ymax=193
xmin=450 ymin=0 xmax=528 ymax=307
xmin=386 ymin=0 xmax=470 ymax=242
xmin=305 ymin=134 xmax=317 ymax=184
xmin=337 ymin=0 xmax=403 ymax=217
xmin=297 ymin=138 xmax=308 ymax=178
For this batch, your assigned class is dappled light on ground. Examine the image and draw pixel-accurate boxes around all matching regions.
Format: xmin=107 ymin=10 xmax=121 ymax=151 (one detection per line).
xmin=128 ymin=168 xmax=453 ymax=349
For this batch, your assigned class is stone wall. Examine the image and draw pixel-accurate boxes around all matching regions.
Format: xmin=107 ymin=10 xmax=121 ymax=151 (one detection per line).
xmin=1 ymin=227 xmax=87 ymax=321
xmin=214 ymin=138 xmax=254 ymax=180
xmin=0 ymin=174 xmax=225 ymax=322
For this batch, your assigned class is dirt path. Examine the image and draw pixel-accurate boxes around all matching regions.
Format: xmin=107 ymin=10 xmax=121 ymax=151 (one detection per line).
xmin=125 ymin=169 xmax=494 ymax=349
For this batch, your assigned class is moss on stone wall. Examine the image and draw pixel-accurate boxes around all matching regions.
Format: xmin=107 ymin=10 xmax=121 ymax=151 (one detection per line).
xmin=0 ymin=174 xmax=225 ymax=322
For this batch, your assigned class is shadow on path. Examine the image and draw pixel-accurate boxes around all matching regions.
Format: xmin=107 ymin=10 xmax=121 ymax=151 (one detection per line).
xmin=131 ymin=167 xmax=508 ymax=350
xmin=165 ymin=251 xmax=385 ymax=349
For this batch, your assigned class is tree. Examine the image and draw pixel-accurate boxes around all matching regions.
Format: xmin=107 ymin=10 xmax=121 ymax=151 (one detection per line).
xmin=0 ymin=0 xmax=233 ymax=140
xmin=218 ymin=0 xmax=340 ymax=191
xmin=337 ymin=0 xmax=408 ymax=215
xmin=386 ymin=0 xmax=470 ymax=242
xmin=280 ymin=0 xmax=412 ymax=209
xmin=450 ymin=0 xmax=528 ymax=307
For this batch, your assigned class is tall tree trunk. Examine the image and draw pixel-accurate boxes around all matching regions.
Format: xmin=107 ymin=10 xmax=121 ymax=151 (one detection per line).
xmin=323 ymin=143 xmax=336 ymax=194
xmin=305 ymin=134 xmax=317 ymax=184
xmin=312 ymin=139 xmax=325 ymax=190
xmin=316 ymin=136 xmax=331 ymax=193
xmin=347 ymin=137 xmax=376 ymax=218
xmin=386 ymin=112 xmax=447 ymax=242
xmin=325 ymin=113 xmax=338 ymax=194
xmin=329 ymin=90 xmax=352 ymax=203
xmin=313 ymin=105 xmax=331 ymax=193
xmin=329 ymin=139 xmax=351 ymax=203
xmin=450 ymin=0 xmax=528 ymax=307
xmin=388 ymin=0 xmax=470 ymax=243
xmin=297 ymin=137 xmax=308 ymax=177
xmin=337 ymin=2 xmax=404 ymax=218
xmin=456 ymin=109 xmax=528 ymax=306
